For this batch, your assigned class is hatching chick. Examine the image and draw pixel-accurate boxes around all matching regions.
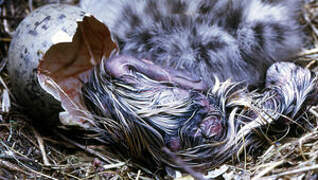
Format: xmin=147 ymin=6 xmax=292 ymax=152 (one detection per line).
xmin=81 ymin=55 xmax=317 ymax=170
xmin=80 ymin=0 xmax=304 ymax=86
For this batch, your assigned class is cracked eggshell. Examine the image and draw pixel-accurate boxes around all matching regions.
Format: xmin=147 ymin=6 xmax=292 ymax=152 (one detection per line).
xmin=7 ymin=4 xmax=86 ymax=123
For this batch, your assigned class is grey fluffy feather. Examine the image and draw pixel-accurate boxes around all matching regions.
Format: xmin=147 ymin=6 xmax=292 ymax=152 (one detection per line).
xmin=81 ymin=0 xmax=304 ymax=86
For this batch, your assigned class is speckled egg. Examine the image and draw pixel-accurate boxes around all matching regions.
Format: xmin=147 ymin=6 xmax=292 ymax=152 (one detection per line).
xmin=7 ymin=4 xmax=86 ymax=123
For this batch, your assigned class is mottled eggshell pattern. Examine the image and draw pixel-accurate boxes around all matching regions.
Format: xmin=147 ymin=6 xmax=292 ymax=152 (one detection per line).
xmin=8 ymin=4 xmax=86 ymax=123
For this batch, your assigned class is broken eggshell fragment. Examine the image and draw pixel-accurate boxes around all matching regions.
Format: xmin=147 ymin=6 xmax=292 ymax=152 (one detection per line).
xmin=8 ymin=4 xmax=86 ymax=123
xmin=38 ymin=15 xmax=117 ymax=128
xmin=8 ymin=4 xmax=116 ymax=127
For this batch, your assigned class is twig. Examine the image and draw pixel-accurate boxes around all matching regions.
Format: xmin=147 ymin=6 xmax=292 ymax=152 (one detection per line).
xmin=0 ymin=159 xmax=32 ymax=176
xmin=309 ymin=108 xmax=318 ymax=118
xmin=32 ymin=128 xmax=50 ymax=166
xmin=299 ymin=48 xmax=318 ymax=56
xmin=298 ymin=132 xmax=316 ymax=161
xmin=136 ymin=170 xmax=141 ymax=180
xmin=304 ymin=5 xmax=318 ymax=38
xmin=28 ymin=0 xmax=33 ymax=12
xmin=0 ymin=38 xmax=11 ymax=42
xmin=2 ymin=8 xmax=15 ymax=36
xmin=55 ymin=131 xmax=118 ymax=164
xmin=251 ymin=160 xmax=284 ymax=180
xmin=0 ymin=141 xmax=58 ymax=180
xmin=306 ymin=60 xmax=317 ymax=69
xmin=263 ymin=164 xmax=318 ymax=178
xmin=103 ymin=162 xmax=125 ymax=170
xmin=63 ymin=173 xmax=81 ymax=180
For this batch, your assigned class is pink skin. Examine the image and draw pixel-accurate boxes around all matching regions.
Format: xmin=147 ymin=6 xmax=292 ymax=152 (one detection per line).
xmin=199 ymin=116 xmax=223 ymax=138
xmin=105 ymin=55 xmax=208 ymax=91
xmin=169 ymin=114 xmax=224 ymax=152
xmin=194 ymin=94 xmax=224 ymax=139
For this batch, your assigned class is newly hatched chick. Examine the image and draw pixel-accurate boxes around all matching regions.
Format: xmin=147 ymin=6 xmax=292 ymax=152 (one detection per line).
xmin=81 ymin=0 xmax=304 ymax=86
xmin=82 ymin=55 xmax=317 ymax=170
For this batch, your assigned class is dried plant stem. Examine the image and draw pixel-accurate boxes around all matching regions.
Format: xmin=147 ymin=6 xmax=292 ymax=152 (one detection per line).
xmin=309 ymin=108 xmax=318 ymax=118
xmin=0 ymin=159 xmax=32 ymax=176
xmin=136 ymin=170 xmax=141 ymax=180
xmin=55 ymin=131 xmax=118 ymax=164
xmin=299 ymin=48 xmax=318 ymax=56
xmin=2 ymin=8 xmax=15 ymax=36
xmin=264 ymin=164 xmax=318 ymax=179
xmin=28 ymin=0 xmax=33 ymax=11
xmin=251 ymin=160 xmax=285 ymax=180
xmin=32 ymin=128 xmax=50 ymax=166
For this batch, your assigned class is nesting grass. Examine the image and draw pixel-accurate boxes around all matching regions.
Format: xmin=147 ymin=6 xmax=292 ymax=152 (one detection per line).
xmin=0 ymin=0 xmax=317 ymax=179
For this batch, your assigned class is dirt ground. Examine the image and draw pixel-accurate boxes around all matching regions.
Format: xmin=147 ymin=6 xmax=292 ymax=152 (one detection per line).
xmin=1 ymin=0 xmax=318 ymax=179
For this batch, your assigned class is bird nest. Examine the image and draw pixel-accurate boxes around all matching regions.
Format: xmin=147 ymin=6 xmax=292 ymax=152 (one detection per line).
xmin=0 ymin=0 xmax=318 ymax=179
